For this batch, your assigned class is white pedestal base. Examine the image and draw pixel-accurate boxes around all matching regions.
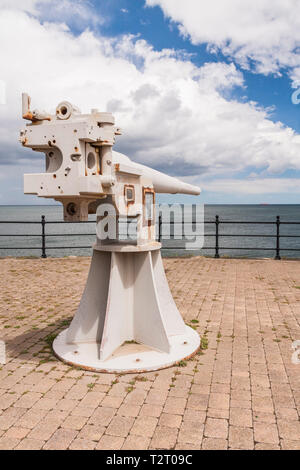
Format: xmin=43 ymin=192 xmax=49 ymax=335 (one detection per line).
xmin=53 ymin=246 xmax=200 ymax=373
xmin=53 ymin=325 xmax=199 ymax=373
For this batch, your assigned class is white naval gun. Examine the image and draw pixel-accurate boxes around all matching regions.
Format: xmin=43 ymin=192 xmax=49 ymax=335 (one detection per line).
xmin=20 ymin=93 xmax=201 ymax=373
xmin=20 ymin=94 xmax=199 ymax=236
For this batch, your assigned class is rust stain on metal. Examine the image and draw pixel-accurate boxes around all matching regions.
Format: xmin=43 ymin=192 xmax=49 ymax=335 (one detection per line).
xmin=23 ymin=112 xmax=51 ymax=122
xmin=142 ymin=186 xmax=155 ymax=228
xmin=22 ymin=111 xmax=34 ymax=121
xmin=124 ymin=184 xmax=135 ymax=208
xmin=96 ymin=149 xmax=101 ymax=175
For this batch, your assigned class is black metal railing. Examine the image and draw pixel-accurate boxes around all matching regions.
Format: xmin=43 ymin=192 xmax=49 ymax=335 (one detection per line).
xmin=0 ymin=216 xmax=95 ymax=258
xmin=158 ymin=214 xmax=293 ymax=260
xmin=0 ymin=214 xmax=300 ymax=259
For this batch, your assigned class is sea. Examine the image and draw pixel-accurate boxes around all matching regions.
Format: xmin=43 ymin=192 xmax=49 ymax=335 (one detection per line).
xmin=0 ymin=204 xmax=300 ymax=259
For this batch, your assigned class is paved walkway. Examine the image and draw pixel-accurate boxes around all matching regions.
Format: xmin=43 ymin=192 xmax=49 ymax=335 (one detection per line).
xmin=0 ymin=256 xmax=299 ymax=450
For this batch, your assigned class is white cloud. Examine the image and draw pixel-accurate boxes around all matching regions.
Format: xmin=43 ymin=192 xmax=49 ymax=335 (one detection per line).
xmin=202 ymin=178 xmax=300 ymax=194
xmin=0 ymin=5 xmax=300 ymax=200
xmin=0 ymin=0 xmax=104 ymax=30
xmin=146 ymin=0 xmax=300 ymax=80
xmin=0 ymin=0 xmax=42 ymax=14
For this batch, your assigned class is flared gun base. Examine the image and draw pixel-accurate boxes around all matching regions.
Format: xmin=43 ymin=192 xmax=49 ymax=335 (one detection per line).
xmin=52 ymin=246 xmax=200 ymax=373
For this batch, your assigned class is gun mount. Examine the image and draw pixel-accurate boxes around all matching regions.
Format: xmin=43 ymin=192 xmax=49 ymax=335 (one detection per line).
xmin=20 ymin=93 xmax=201 ymax=373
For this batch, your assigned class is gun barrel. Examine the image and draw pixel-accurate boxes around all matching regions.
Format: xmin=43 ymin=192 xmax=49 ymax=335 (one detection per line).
xmin=113 ymin=152 xmax=200 ymax=195
xmin=112 ymin=151 xmax=201 ymax=196
xmin=137 ymin=164 xmax=201 ymax=195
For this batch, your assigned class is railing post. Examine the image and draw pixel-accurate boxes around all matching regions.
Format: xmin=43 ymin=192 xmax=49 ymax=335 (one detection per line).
xmin=275 ymin=215 xmax=281 ymax=260
xmin=41 ymin=215 xmax=47 ymax=258
xmin=214 ymin=215 xmax=220 ymax=258
xmin=158 ymin=214 xmax=162 ymax=243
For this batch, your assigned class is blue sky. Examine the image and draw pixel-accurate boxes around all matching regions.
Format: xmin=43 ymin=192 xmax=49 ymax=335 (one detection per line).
xmin=98 ymin=0 xmax=300 ymax=131
xmin=70 ymin=0 xmax=300 ymax=132
xmin=1 ymin=0 xmax=300 ymax=205
xmin=97 ymin=1 xmax=300 ymax=120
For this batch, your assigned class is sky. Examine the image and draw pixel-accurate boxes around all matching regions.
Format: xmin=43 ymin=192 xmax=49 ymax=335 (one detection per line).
xmin=1 ymin=0 xmax=300 ymax=205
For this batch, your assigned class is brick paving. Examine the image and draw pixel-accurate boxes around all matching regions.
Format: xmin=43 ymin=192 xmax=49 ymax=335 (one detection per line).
xmin=0 ymin=255 xmax=299 ymax=450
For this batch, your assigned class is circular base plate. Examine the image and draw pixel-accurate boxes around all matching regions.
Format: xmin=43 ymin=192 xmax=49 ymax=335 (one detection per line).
xmin=53 ymin=326 xmax=200 ymax=373
xmin=93 ymin=241 xmax=161 ymax=252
